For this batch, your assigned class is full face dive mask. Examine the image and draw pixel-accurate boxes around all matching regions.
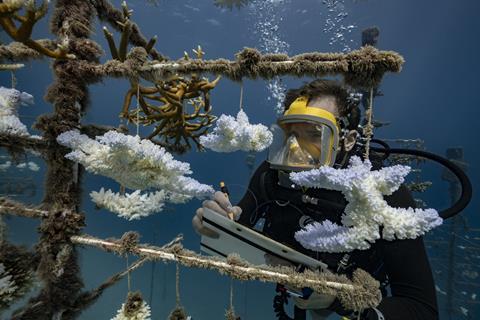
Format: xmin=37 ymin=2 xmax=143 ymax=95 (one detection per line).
xmin=267 ymin=96 xmax=340 ymax=171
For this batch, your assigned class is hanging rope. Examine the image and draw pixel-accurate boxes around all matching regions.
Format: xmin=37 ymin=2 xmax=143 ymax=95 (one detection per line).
xmin=363 ymin=87 xmax=374 ymax=160
xmin=239 ymin=82 xmax=244 ymax=111
xmin=11 ymin=71 xmax=17 ymax=89
xmin=136 ymin=82 xmax=140 ymax=137
xmin=225 ymin=279 xmax=239 ymax=320
xmin=168 ymin=263 xmax=188 ymax=320
xmin=126 ymin=255 xmax=131 ymax=292
xmin=230 ymin=279 xmax=234 ymax=311
xmin=175 ymin=263 xmax=180 ymax=306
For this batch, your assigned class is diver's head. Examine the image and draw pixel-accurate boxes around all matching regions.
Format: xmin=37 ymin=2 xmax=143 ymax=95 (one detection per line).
xmin=267 ymin=79 xmax=360 ymax=171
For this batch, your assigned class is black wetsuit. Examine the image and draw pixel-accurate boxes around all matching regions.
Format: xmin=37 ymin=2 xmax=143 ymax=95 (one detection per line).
xmin=236 ymin=161 xmax=439 ymax=320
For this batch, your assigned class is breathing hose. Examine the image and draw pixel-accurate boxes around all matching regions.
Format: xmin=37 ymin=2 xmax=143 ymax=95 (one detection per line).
xmin=370 ymin=139 xmax=472 ymax=219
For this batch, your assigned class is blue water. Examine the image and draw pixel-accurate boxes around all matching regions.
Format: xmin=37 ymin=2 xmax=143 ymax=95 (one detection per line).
xmin=1 ymin=0 xmax=479 ymax=319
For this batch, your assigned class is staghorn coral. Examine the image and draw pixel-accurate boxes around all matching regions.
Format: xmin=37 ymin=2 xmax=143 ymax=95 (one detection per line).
xmin=56 ymin=130 xmax=214 ymax=197
xmin=200 ymin=109 xmax=273 ymax=152
xmin=102 ymin=1 xmax=157 ymax=63
xmin=90 ymin=188 xmax=190 ymax=220
xmin=120 ymin=74 xmax=220 ymax=154
xmin=0 ymin=0 xmax=75 ymax=59
xmin=92 ymin=0 xmax=166 ymax=61
xmin=119 ymin=47 xmax=220 ymax=154
xmin=101 ymin=8 xmax=219 ymax=153
xmin=290 ymin=156 xmax=443 ymax=252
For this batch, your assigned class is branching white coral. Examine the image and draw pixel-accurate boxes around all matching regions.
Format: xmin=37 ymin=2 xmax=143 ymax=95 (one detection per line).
xmin=111 ymin=300 xmax=151 ymax=320
xmin=290 ymin=156 xmax=443 ymax=252
xmin=200 ymin=110 xmax=273 ymax=152
xmin=0 ymin=86 xmax=34 ymax=137
xmin=90 ymin=188 xmax=190 ymax=220
xmin=56 ymin=130 xmax=213 ymax=199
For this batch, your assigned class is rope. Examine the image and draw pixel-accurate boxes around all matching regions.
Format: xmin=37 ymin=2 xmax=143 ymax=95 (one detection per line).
xmin=363 ymin=87 xmax=374 ymax=160
xmin=136 ymin=82 xmax=140 ymax=137
xmin=175 ymin=263 xmax=180 ymax=306
xmin=230 ymin=278 xmax=234 ymax=309
xmin=239 ymin=82 xmax=244 ymax=111
xmin=11 ymin=71 xmax=16 ymax=89
xmin=127 ymin=255 xmax=131 ymax=292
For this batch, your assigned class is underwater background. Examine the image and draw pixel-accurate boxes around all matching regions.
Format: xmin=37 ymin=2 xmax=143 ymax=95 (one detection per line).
xmin=1 ymin=0 xmax=479 ymax=319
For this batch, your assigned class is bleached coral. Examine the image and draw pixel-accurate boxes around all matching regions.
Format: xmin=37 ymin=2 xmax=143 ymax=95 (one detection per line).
xmin=290 ymin=156 xmax=443 ymax=252
xmin=112 ymin=292 xmax=151 ymax=320
xmin=57 ymin=130 xmax=213 ymax=199
xmin=111 ymin=300 xmax=151 ymax=320
xmin=0 ymin=86 xmax=34 ymax=137
xmin=90 ymin=188 xmax=190 ymax=220
xmin=200 ymin=110 xmax=273 ymax=152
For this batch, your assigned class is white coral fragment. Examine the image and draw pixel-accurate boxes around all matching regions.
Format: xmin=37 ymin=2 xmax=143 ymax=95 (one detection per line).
xmin=0 ymin=86 xmax=34 ymax=137
xmin=200 ymin=110 xmax=273 ymax=152
xmin=90 ymin=188 xmax=189 ymax=220
xmin=290 ymin=156 xmax=443 ymax=252
xmin=56 ymin=130 xmax=213 ymax=199
xmin=111 ymin=300 xmax=151 ymax=320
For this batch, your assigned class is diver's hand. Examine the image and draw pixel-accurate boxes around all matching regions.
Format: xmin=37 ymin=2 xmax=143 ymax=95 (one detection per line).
xmin=192 ymin=191 xmax=242 ymax=238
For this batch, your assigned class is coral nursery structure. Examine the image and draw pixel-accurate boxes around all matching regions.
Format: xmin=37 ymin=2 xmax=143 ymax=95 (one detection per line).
xmin=0 ymin=0 xmax=405 ymax=319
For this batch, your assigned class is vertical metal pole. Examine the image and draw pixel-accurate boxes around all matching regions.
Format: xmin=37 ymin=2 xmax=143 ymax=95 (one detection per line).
xmin=442 ymin=147 xmax=466 ymax=320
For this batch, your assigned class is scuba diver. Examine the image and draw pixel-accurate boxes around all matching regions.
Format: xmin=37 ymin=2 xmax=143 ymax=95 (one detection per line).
xmin=192 ymin=79 xmax=470 ymax=320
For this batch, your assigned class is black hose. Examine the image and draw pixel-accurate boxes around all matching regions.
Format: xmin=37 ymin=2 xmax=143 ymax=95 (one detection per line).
xmin=369 ymin=142 xmax=472 ymax=219
xmin=370 ymin=138 xmax=390 ymax=161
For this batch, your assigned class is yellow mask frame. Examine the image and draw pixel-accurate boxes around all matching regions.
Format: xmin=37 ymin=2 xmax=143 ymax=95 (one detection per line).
xmin=267 ymin=96 xmax=340 ymax=170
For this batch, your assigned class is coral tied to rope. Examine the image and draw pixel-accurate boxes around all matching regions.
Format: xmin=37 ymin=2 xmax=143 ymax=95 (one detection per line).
xmin=168 ymin=263 xmax=189 ymax=320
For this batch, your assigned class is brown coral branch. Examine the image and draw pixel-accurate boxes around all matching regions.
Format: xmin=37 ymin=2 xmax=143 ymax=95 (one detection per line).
xmin=91 ymin=0 xmax=167 ymax=61
xmin=0 ymin=1 xmax=75 ymax=60
xmin=0 ymin=39 xmax=57 ymax=62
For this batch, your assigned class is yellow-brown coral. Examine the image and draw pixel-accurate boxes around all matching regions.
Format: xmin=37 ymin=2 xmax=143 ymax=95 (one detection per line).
xmin=0 ymin=0 xmax=75 ymax=59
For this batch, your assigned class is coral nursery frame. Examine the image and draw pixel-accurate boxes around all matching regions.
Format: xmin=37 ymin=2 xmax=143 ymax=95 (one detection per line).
xmin=0 ymin=0 xmax=404 ymax=318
